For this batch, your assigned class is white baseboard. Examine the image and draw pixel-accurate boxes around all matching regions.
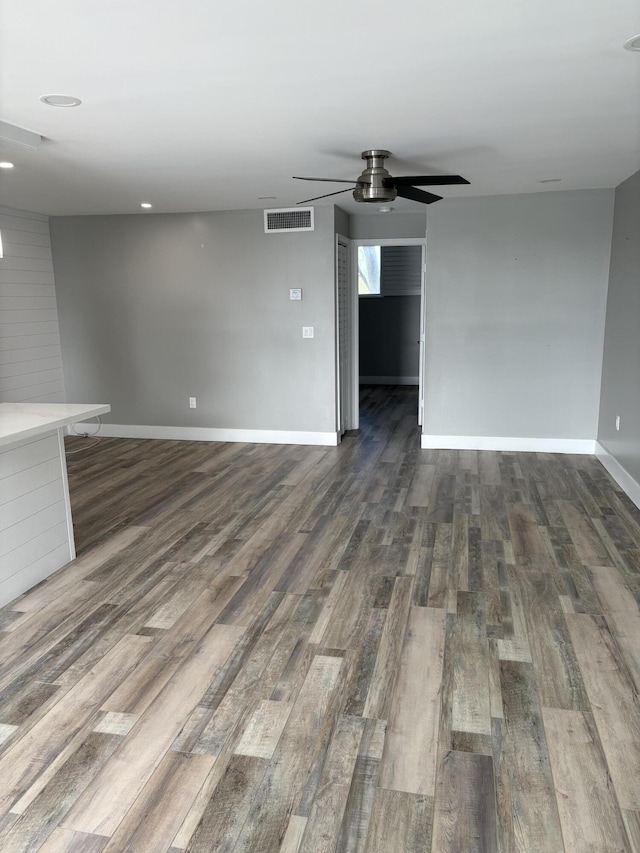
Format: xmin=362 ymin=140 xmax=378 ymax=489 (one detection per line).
xmin=360 ymin=376 xmax=419 ymax=385
xmin=595 ymin=441 xmax=640 ymax=510
xmin=420 ymin=434 xmax=597 ymax=454
xmin=69 ymin=422 xmax=340 ymax=447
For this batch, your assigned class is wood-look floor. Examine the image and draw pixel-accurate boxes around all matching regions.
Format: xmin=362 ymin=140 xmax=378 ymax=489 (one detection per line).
xmin=0 ymin=386 xmax=639 ymax=852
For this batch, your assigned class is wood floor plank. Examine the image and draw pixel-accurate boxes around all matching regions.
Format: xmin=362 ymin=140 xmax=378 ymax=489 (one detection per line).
xmin=557 ymin=499 xmax=614 ymax=567
xmin=542 ymin=707 xmax=629 ymax=852
xmin=234 ymin=698 xmax=293 ymax=760
xmin=451 ymin=591 xmax=492 ymax=737
xmin=233 ymin=654 xmax=345 ymax=851
xmin=496 ymin=562 xmax=532 ymax=663
xmin=364 ymin=788 xmax=434 ymax=853
xmin=426 ymin=524 xmax=453 ymax=609
xmin=101 ymin=752 xmax=215 ymax=853
xmin=362 ymin=575 xmax=413 ymax=720
xmin=0 ymin=732 xmax=122 ymax=852
xmin=623 ymin=811 xmax=640 ymax=853
xmin=507 ymin=502 xmax=550 ymax=565
xmin=334 ymin=717 xmax=386 ymax=852
xmin=514 ymin=566 xmax=590 ymax=710
xmin=565 ymin=613 xmax=640 ymax=811
xmin=407 ymin=463 xmax=436 ymax=507
xmin=379 ymin=606 xmax=446 ymax=796
xmin=298 ymin=715 xmax=365 ymax=853
xmin=102 ymin=577 xmax=244 ymax=716
xmin=0 ymin=633 xmax=153 ymax=814
xmin=37 ymin=828 xmax=108 ymax=852
xmin=280 ymin=814 xmax=308 ymax=853
xmin=495 ymin=660 xmax=564 ymax=851
xmin=588 ymin=562 xmax=640 ymax=691
xmin=181 ymin=753 xmax=266 ymax=853
xmin=61 ymin=623 xmax=243 ymax=836
xmin=431 ymin=749 xmax=498 ymax=852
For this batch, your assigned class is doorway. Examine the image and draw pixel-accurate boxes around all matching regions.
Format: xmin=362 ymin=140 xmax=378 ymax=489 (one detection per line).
xmin=336 ymin=235 xmax=426 ymax=434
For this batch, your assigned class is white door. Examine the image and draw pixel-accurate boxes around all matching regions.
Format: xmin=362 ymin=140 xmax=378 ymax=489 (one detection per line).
xmin=337 ymin=238 xmax=350 ymax=435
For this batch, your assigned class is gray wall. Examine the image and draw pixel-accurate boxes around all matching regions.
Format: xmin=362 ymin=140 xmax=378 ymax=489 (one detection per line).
xmin=359 ymin=295 xmax=420 ymax=379
xmin=597 ymin=170 xmax=640 ymax=480
xmin=424 ymin=189 xmax=614 ymax=439
xmin=0 ymin=206 xmax=65 ymax=403
xmin=50 ymin=208 xmax=337 ymax=433
xmin=350 ymin=212 xmax=426 ymax=241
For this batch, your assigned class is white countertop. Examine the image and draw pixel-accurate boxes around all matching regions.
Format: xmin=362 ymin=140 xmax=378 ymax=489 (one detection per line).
xmin=0 ymin=403 xmax=111 ymax=448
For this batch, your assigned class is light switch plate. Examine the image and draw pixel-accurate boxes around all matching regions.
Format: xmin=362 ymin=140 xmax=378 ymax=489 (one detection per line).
xmin=302 ymin=326 xmax=314 ymax=338
xmin=289 ymin=288 xmax=302 ymax=300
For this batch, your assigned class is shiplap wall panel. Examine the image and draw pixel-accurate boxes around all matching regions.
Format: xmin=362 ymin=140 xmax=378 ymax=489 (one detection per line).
xmin=0 ymin=206 xmax=65 ymax=404
xmin=0 ymin=357 xmax=64 ymax=379
xmin=0 ymin=297 xmax=59 ymax=310
xmin=0 ymin=368 xmax=64 ymax=392
xmin=1 ymin=459 xmax=65 ymax=506
xmin=0 ymin=433 xmax=59 ymax=478
xmin=1 ymin=479 xmax=65 ymax=530
xmin=0 ymin=432 xmax=72 ymax=605
xmin=0 ymin=501 xmax=67 ymax=558
xmin=0 ymin=273 xmax=56 ymax=286
xmin=0 ymin=346 xmax=63 ymax=364
xmin=0 ymin=542 xmax=70 ymax=606
xmin=0 ymin=207 xmax=65 ymax=403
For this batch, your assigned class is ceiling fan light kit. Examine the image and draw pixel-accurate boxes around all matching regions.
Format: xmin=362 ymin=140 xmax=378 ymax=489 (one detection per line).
xmin=293 ymin=149 xmax=470 ymax=206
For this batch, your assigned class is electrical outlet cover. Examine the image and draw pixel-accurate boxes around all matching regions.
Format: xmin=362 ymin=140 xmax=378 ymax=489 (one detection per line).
xmin=289 ymin=288 xmax=302 ymax=300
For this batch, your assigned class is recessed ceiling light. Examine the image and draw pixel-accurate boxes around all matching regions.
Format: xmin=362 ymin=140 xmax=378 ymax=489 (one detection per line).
xmin=623 ymin=34 xmax=640 ymax=51
xmin=0 ymin=161 xmax=14 ymax=169
xmin=140 ymin=202 xmax=152 ymax=209
xmin=539 ymin=178 xmax=562 ymax=183
xmin=40 ymin=94 xmax=82 ymax=107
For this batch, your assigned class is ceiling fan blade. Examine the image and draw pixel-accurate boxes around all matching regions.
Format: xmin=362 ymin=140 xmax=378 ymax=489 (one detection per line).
xmin=296 ymin=187 xmax=352 ymax=204
xmin=292 ymin=176 xmax=357 ymax=183
xmin=396 ymin=185 xmax=443 ymax=205
xmin=393 ymin=175 xmax=470 ymax=186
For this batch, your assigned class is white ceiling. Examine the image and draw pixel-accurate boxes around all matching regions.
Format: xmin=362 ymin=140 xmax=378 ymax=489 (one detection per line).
xmin=1 ymin=0 xmax=639 ymax=216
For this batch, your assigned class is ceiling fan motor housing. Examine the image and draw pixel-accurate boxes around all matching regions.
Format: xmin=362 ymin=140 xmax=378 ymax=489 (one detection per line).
xmin=352 ymin=149 xmax=398 ymax=203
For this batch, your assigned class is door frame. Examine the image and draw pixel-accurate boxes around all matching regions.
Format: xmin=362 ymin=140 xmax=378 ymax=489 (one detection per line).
xmin=335 ymin=234 xmax=354 ymax=435
xmin=349 ymin=236 xmax=427 ymax=430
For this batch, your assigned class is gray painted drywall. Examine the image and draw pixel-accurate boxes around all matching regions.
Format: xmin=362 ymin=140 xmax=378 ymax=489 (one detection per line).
xmin=349 ymin=212 xmax=426 ymax=240
xmin=424 ymin=189 xmax=614 ymax=439
xmin=597 ymin=170 xmax=640 ymax=481
xmin=50 ymin=207 xmax=337 ymax=433
xmin=359 ymin=295 xmax=420 ymax=379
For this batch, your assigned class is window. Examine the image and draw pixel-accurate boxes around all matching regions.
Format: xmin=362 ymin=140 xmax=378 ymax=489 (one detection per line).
xmin=358 ymin=244 xmax=422 ymax=297
xmin=358 ymin=246 xmax=381 ymax=295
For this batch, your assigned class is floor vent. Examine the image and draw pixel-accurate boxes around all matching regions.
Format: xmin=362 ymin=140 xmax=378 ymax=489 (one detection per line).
xmin=264 ymin=207 xmax=314 ymax=233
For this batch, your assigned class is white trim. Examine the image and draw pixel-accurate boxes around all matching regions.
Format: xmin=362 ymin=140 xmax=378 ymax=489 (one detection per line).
xmin=57 ymin=427 xmax=76 ymax=561
xmin=360 ymin=376 xmax=419 ymax=385
xmin=595 ymin=441 xmax=640 ymax=510
xmin=420 ymin=434 xmax=596 ymax=454
xmin=69 ymin=422 xmax=339 ymax=447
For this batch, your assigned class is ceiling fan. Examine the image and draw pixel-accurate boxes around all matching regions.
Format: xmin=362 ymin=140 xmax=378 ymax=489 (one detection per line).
xmin=293 ymin=149 xmax=470 ymax=206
